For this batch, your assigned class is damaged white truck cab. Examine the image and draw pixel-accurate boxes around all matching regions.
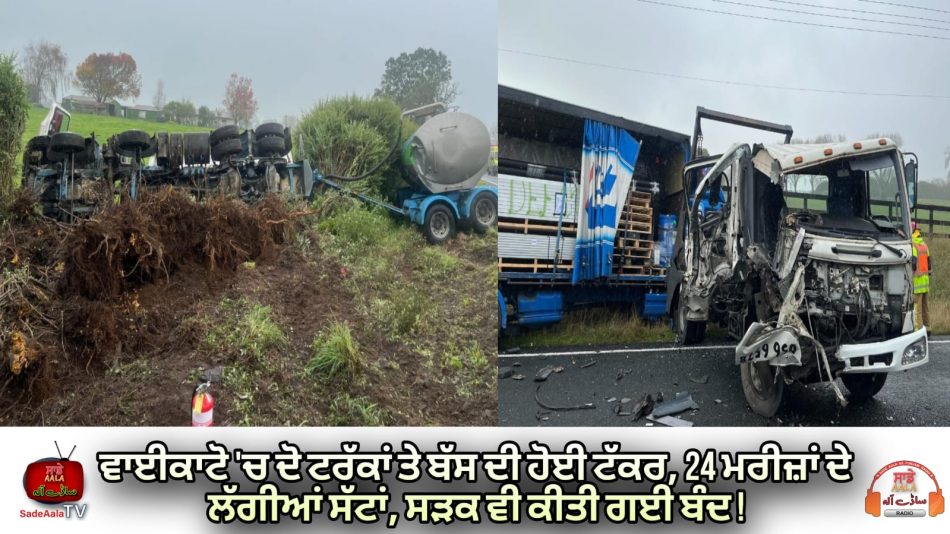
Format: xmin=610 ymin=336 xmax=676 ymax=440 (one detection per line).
xmin=670 ymin=121 xmax=928 ymax=417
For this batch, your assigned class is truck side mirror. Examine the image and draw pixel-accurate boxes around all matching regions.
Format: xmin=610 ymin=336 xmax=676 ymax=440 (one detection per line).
xmin=904 ymin=160 xmax=918 ymax=209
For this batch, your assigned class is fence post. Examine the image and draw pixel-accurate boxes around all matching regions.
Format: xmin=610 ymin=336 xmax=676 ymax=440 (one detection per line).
xmin=930 ymin=209 xmax=934 ymax=234
xmin=803 ymin=196 xmax=808 ymax=211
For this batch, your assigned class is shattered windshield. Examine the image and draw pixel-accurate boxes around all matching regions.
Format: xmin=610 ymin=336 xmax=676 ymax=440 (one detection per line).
xmin=781 ymin=151 xmax=908 ymax=240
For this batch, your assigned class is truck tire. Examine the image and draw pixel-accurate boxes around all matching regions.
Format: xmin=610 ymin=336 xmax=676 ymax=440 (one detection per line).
xmin=841 ymin=373 xmax=887 ymax=402
xmin=210 ymin=125 xmax=240 ymax=147
xmin=675 ymin=294 xmax=706 ymax=345
xmin=254 ymin=122 xmax=285 ymax=140
xmin=424 ymin=204 xmax=456 ymax=245
xmin=255 ymin=136 xmax=287 ymax=157
xmin=740 ymin=361 xmax=784 ymax=417
xmin=116 ymin=130 xmax=151 ymax=153
xmin=50 ymin=132 xmax=86 ymax=154
xmin=27 ymin=135 xmax=50 ymax=151
xmin=469 ymin=191 xmax=497 ymax=233
xmin=211 ymin=138 xmax=243 ymax=162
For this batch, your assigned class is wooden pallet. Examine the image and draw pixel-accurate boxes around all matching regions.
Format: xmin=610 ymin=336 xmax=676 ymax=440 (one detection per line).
xmin=498 ymin=217 xmax=577 ymax=236
xmin=498 ymin=257 xmax=574 ymax=273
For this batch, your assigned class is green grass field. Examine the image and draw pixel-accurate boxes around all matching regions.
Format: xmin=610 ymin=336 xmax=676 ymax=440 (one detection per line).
xmin=23 ymin=105 xmax=209 ymax=147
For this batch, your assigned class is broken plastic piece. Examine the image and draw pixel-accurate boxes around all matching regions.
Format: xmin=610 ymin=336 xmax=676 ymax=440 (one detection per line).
xmin=651 ymin=391 xmax=699 ymax=417
xmin=647 ymin=414 xmax=694 ymax=427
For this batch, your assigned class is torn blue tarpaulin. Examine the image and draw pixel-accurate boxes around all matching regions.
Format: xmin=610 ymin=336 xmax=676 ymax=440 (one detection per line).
xmin=572 ymin=120 xmax=641 ymax=283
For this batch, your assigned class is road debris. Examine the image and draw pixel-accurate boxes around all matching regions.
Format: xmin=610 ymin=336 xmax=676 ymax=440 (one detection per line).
xmin=505 ymin=347 xmax=521 ymax=354
xmin=512 ymin=374 xmax=525 ymax=381
xmin=616 ymin=368 xmax=632 ymax=381
xmin=714 ymin=398 xmax=723 ymax=405
xmin=606 ymin=397 xmax=617 ymax=403
xmin=652 ymin=391 xmax=699 ymax=417
xmin=620 ymin=397 xmax=631 ymax=404
xmin=630 ymin=394 xmax=654 ymax=420
xmin=498 ymin=366 xmax=515 ymax=379
xmin=579 ymin=360 xmax=596 ymax=369
xmin=535 ymin=366 xmax=554 ymax=382
xmin=647 ymin=414 xmax=694 ymax=427
xmin=534 ymin=384 xmax=595 ymax=411
xmin=688 ymin=374 xmax=709 ymax=384
xmin=536 ymin=410 xmax=551 ymax=422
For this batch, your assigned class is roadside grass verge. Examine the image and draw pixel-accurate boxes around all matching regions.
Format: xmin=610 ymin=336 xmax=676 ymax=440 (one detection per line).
xmin=924 ymin=235 xmax=950 ymax=334
xmin=502 ymin=308 xmax=674 ymax=350
xmin=309 ymin=192 xmax=497 ymax=408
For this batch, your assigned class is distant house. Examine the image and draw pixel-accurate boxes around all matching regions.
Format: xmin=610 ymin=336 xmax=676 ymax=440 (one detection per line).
xmin=62 ymin=94 xmax=122 ymax=116
xmin=124 ymin=103 xmax=162 ymax=121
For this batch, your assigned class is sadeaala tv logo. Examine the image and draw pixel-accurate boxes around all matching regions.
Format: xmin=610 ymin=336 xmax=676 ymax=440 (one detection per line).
xmin=20 ymin=442 xmax=87 ymax=519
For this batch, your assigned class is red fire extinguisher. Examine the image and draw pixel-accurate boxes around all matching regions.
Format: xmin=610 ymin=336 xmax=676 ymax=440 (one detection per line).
xmin=191 ymin=381 xmax=214 ymax=427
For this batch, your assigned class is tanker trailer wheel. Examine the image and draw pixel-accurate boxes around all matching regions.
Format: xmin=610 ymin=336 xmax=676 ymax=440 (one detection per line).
xmin=470 ymin=191 xmax=497 ymax=234
xmin=424 ymin=204 xmax=456 ymax=245
xmin=841 ymin=373 xmax=887 ymax=402
xmin=740 ymin=361 xmax=784 ymax=417
xmin=674 ymin=291 xmax=706 ymax=345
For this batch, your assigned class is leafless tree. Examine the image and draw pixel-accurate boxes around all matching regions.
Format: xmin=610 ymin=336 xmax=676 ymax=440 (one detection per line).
xmin=19 ymin=41 xmax=69 ymax=105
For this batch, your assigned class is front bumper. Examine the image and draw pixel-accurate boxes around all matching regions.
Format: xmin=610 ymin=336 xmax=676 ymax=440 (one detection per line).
xmin=836 ymin=327 xmax=929 ymax=374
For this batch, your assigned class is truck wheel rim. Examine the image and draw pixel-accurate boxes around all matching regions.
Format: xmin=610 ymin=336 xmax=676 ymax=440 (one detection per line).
xmin=750 ymin=362 xmax=773 ymax=395
xmin=432 ymin=212 xmax=450 ymax=239
xmin=475 ymin=198 xmax=495 ymax=225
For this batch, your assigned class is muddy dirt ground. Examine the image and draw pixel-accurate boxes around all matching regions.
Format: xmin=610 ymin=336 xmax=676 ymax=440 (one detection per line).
xmin=0 ymin=190 xmax=496 ymax=426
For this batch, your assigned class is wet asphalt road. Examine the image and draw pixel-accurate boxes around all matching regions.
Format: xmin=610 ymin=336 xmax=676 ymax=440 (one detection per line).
xmin=497 ymin=337 xmax=950 ymax=427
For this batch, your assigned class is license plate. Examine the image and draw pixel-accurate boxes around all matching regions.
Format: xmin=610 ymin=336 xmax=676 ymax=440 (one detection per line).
xmin=735 ymin=324 xmax=802 ymax=366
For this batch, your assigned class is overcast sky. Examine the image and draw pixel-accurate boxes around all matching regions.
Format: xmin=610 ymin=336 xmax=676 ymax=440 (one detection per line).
xmin=500 ymin=0 xmax=950 ymax=181
xmin=0 ymin=0 xmax=496 ymax=128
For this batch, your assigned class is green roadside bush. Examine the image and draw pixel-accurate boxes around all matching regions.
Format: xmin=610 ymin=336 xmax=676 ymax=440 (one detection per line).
xmin=0 ymin=54 xmax=29 ymax=199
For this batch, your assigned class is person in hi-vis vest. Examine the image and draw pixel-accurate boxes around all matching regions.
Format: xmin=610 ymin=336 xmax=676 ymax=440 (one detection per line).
xmin=912 ymin=222 xmax=931 ymax=331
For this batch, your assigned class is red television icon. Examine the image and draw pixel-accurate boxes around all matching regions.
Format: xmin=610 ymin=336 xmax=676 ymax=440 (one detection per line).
xmin=23 ymin=442 xmax=83 ymax=504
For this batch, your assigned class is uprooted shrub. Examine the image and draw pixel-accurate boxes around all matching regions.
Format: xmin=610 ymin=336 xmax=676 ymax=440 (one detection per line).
xmin=60 ymin=189 xmax=295 ymax=300
xmin=294 ymin=95 xmax=417 ymax=201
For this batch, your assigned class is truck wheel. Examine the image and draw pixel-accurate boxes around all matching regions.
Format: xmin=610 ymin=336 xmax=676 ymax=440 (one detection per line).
xmin=841 ymin=373 xmax=887 ymax=402
xmin=211 ymin=138 xmax=243 ymax=162
xmin=740 ymin=361 xmax=784 ymax=417
xmin=50 ymin=132 xmax=86 ymax=154
xmin=255 ymin=136 xmax=287 ymax=157
xmin=675 ymin=295 xmax=706 ymax=345
xmin=470 ymin=191 xmax=497 ymax=233
xmin=116 ymin=130 xmax=151 ymax=153
xmin=424 ymin=204 xmax=456 ymax=245
xmin=254 ymin=122 xmax=285 ymax=140
xmin=27 ymin=135 xmax=50 ymax=151
xmin=210 ymin=125 xmax=240 ymax=147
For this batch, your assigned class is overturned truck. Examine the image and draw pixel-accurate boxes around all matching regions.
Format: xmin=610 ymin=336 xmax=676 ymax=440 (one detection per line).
xmin=669 ymin=108 xmax=928 ymax=416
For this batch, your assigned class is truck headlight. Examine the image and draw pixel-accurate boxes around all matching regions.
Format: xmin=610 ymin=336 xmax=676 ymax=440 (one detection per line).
xmin=902 ymin=339 xmax=927 ymax=365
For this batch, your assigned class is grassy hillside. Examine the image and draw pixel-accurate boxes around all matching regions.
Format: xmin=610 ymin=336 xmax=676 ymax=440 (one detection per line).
xmin=23 ymin=105 xmax=209 ymax=146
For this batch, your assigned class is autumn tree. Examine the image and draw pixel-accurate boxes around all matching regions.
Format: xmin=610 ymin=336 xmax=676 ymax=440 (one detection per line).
xmin=222 ymin=73 xmax=257 ymax=127
xmin=375 ymin=47 xmax=458 ymax=110
xmin=74 ymin=52 xmax=142 ymax=103
xmin=19 ymin=41 xmax=68 ymax=104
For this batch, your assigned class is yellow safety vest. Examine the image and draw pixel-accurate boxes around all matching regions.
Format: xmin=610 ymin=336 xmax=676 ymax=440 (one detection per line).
xmin=913 ymin=235 xmax=930 ymax=294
